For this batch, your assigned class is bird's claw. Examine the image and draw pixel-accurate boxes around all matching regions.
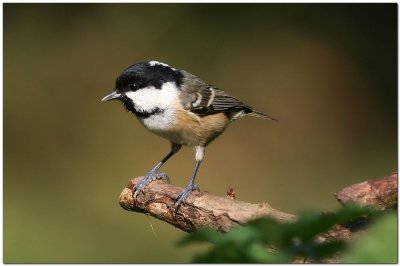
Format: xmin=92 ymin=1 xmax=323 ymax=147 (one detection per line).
xmin=174 ymin=183 xmax=200 ymax=209
xmin=192 ymin=184 xmax=200 ymax=192
xmin=132 ymin=172 xmax=170 ymax=199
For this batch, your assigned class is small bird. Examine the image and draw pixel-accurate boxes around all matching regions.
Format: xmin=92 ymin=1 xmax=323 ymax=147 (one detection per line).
xmin=102 ymin=61 xmax=276 ymax=209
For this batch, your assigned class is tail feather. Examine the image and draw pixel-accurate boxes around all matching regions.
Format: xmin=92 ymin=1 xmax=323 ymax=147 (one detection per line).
xmin=248 ymin=110 xmax=278 ymax=122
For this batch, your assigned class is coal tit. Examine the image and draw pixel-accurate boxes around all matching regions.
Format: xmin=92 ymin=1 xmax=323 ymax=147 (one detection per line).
xmin=102 ymin=61 xmax=276 ymax=209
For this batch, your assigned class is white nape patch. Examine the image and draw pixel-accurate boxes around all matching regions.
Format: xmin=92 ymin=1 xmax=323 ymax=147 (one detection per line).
xmin=149 ymin=61 xmax=170 ymax=67
xmin=125 ymin=82 xmax=179 ymax=112
xmin=192 ymin=93 xmax=202 ymax=107
xmin=206 ymin=88 xmax=216 ymax=107
xmin=195 ymin=146 xmax=205 ymax=161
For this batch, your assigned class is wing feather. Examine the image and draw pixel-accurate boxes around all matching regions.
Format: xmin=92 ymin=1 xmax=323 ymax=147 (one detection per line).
xmin=188 ymin=87 xmax=252 ymax=115
xmin=179 ymin=70 xmax=276 ymax=121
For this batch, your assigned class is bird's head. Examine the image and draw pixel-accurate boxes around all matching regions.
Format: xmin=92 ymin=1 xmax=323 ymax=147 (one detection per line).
xmin=102 ymin=61 xmax=184 ymax=116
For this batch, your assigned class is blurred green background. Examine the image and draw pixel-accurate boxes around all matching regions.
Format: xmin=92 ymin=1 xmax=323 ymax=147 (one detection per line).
xmin=4 ymin=3 xmax=397 ymax=263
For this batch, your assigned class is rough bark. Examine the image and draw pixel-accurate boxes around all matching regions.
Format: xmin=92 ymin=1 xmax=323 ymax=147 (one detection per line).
xmin=119 ymin=172 xmax=397 ymax=233
xmin=334 ymin=172 xmax=397 ymax=210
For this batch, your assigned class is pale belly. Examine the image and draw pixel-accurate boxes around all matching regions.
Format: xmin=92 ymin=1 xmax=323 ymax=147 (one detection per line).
xmin=140 ymin=109 xmax=229 ymax=147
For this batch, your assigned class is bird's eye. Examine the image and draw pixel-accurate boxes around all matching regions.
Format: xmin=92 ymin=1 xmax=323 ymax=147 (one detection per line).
xmin=129 ymin=83 xmax=138 ymax=90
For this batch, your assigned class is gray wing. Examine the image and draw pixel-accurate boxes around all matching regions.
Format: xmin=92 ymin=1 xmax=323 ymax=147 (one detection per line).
xmin=179 ymin=70 xmax=253 ymax=116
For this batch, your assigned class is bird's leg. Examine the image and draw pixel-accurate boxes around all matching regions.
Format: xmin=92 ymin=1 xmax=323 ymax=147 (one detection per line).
xmin=175 ymin=146 xmax=204 ymax=209
xmin=133 ymin=143 xmax=181 ymax=199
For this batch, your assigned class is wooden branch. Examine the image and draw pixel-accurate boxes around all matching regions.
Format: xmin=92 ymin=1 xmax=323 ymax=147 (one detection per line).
xmin=119 ymin=172 xmax=397 ymax=233
xmin=119 ymin=177 xmax=296 ymax=232
xmin=334 ymin=172 xmax=397 ymax=210
xmin=119 ymin=172 xmax=397 ymax=263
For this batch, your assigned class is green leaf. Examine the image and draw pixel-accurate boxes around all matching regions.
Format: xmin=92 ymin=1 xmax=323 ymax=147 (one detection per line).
xmin=285 ymin=210 xmax=338 ymax=242
xmin=247 ymin=217 xmax=288 ymax=244
xmin=312 ymin=241 xmax=346 ymax=261
xmin=334 ymin=204 xmax=374 ymax=224
xmin=286 ymin=205 xmax=373 ymax=243
xmin=192 ymin=241 xmax=289 ymax=263
xmin=343 ymin=213 xmax=397 ymax=263
xmin=179 ymin=204 xmax=383 ymax=263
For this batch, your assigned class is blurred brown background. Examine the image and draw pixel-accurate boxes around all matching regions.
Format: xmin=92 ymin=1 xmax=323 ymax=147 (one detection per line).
xmin=4 ymin=3 xmax=397 ymax=263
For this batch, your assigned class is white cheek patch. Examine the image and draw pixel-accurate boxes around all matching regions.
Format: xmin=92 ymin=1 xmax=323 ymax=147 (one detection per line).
xmin=125 ymin=82 xmax=180 ymax=112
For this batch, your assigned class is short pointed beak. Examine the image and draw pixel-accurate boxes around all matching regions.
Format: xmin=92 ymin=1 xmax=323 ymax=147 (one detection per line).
xmin=101 ymin=90 xmax=121 ymax=102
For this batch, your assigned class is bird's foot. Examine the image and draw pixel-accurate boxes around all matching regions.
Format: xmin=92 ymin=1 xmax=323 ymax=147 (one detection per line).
xmin=133 ymin=172 xmax=170 ymax=200
xmin=174 ymin=183 xmax=200 ymax=210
